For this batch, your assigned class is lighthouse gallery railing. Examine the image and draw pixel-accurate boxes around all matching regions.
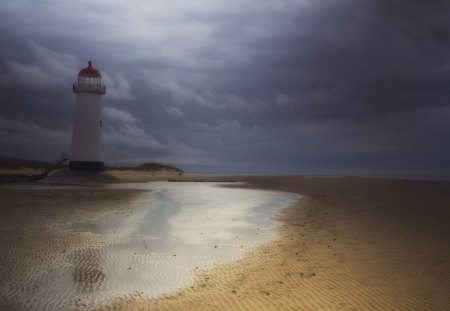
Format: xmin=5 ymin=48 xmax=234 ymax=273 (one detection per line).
xmin=73 ymin=83 xmax=106 ymax=94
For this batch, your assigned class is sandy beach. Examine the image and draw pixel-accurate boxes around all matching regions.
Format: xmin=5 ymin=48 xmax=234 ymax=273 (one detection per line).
xmin=101 ymin=174 xmax=450 ymax=310
xmin=0 ymin=186 xmax=149 ymax=310
xmin=1 ymin=173 xmax=449 ymax=310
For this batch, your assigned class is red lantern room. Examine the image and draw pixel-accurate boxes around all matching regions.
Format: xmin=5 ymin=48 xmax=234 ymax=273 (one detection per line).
xmin=73 ymin=61 xmax=106 ymax=94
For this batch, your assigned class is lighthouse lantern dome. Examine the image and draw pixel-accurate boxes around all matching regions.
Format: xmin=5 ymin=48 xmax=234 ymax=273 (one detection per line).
xmin=73 ymin=61 xmax=106 ymax=94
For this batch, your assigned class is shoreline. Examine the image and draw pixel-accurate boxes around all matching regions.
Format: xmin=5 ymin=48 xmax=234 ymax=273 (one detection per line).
xmin=0 ymin=178 xmax=296 ymax=310
xmin=1 ymin=173 xmax=449 ymax=310
xmin=98 ymin=175 xmax=450 ymax=310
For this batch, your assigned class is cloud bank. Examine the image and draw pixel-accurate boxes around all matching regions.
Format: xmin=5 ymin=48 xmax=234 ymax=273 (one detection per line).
xmin=1 ymin=0 xmax=450 ymax=174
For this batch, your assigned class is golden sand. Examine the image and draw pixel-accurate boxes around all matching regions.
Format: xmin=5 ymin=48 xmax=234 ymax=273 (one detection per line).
xmin=1 ymin=172 xmax=449 ymax=310
xmin=100 ymin=174 xmax=450 ymax=310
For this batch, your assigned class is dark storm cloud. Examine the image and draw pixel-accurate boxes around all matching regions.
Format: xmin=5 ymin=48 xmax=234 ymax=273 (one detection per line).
xmin=239 ymin=0 xmax=450 ymax=116
xmin=1 ymin=0 xmax=450 ymax=174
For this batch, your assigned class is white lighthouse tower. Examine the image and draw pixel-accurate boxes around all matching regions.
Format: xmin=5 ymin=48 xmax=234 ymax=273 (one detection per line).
xmin=70 ymin=61 xmax=106 ymax=171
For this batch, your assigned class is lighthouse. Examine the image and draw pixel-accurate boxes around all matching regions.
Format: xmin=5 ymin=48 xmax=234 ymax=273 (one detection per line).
xmin=69 ymin=61 xmax=106 ymax=171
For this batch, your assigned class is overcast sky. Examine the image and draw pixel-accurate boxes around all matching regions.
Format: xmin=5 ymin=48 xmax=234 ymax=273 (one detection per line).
xmin=1 ymin=0 xmax=450 ymax=175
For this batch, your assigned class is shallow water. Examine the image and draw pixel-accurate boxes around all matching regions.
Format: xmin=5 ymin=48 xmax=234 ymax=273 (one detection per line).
xmin=0 ymin=182 xmax=298 ymax=310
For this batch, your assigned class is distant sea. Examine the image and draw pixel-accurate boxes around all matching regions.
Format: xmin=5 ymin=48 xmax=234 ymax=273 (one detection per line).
xmin=367 ymin=174 xmax=450 ymax=181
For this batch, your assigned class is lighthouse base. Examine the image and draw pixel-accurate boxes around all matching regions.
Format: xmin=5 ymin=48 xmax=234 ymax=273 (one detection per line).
xmin=69 ymin=161 xmax=104 ymax=172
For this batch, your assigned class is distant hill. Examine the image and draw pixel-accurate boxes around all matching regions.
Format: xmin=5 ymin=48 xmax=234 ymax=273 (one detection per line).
xmin=137 ymin=162 xmax=183 ymax=172
xmin=0 ymin=156 xmax=183 ymax=173
xmin=0 ymin=156 xmax=49 ymax=169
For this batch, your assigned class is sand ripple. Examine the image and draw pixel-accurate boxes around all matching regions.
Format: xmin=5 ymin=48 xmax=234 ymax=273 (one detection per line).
xmin=95 ymin=176 xmax=450 ymax=311
xmin=0 ymin=183 xmax=296 ymax=310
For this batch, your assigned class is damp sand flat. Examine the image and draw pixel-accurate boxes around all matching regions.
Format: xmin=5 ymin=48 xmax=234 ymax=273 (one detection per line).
xmin=0 ymin=182 xmax=297 ymax=310
xmin=101 ymin=174 xmax=450 ymax=311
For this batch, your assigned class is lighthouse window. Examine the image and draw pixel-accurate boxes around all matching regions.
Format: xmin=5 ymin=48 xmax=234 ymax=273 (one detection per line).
xmin=79 ymin=76 xmax=101 ymax=85
xmin=100 ymin=120 xmax=103 ymax=127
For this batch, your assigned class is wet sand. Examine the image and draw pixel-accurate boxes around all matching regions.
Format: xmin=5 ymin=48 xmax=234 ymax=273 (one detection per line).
xmin=101 ymin=174 xmax=450 ymax=310
xmin=0 ymin=188 xmax=148 ymax=310
xmin=0 ymin=178 xmax=296 ymax=310
xmin=1 ymin=173 xmax=449 ymax=310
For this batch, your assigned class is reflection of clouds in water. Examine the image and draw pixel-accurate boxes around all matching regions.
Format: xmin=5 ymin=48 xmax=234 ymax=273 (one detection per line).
xmin=0 ymin=182 xmax=299 ymax=310
xmin=169 ymin=207 xmax=253 ymax=242
xmin=168 ymin=196 xmax=263 ymax=244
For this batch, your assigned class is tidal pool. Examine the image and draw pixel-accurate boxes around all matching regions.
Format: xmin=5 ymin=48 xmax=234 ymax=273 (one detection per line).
xmin=0 ymin=182 xmax=299 ymax=310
